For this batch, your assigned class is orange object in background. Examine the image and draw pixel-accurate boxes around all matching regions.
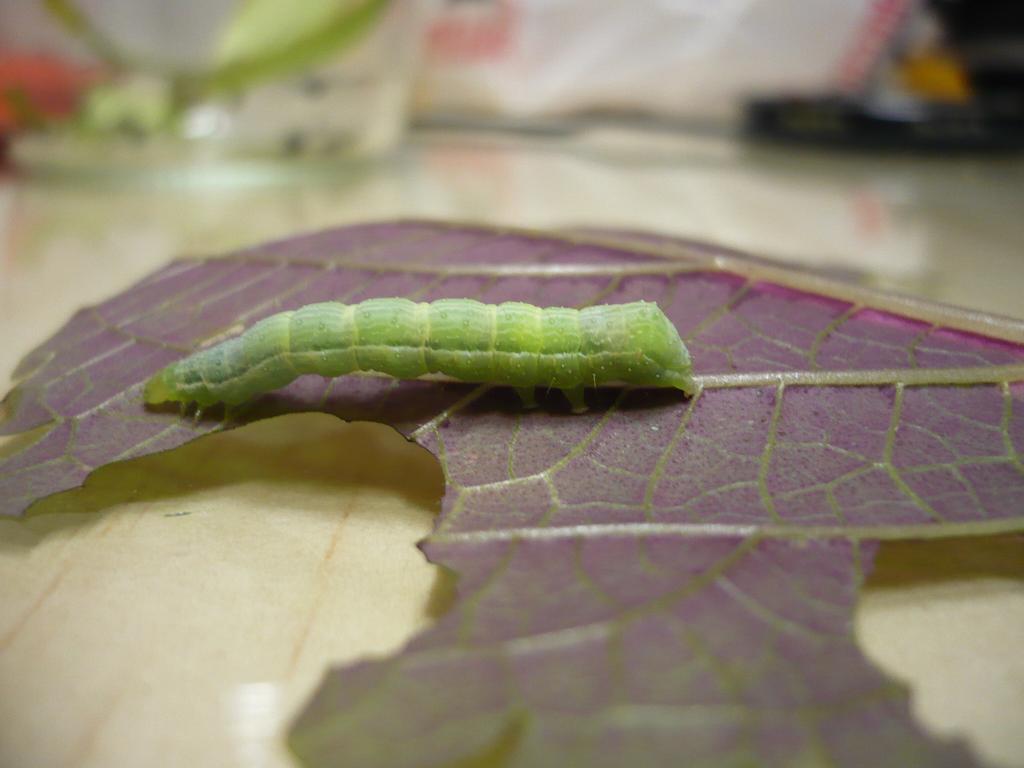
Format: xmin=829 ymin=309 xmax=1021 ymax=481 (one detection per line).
xmin=898 ymin=50 xmax=972 ymax=103
xmin=0 ymin=53 xmax=99 ymax=133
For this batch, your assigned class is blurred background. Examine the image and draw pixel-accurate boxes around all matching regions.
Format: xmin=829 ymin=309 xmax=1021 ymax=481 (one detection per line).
xmin=2 ymin=4 xmax=1024 ymax=768
xmin=4 ymin=0 xmax=1024 ymax=156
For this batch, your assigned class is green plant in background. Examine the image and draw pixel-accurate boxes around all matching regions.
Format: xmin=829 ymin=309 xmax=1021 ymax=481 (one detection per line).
xmin=43 ymin=0 xmax=393 ymax=137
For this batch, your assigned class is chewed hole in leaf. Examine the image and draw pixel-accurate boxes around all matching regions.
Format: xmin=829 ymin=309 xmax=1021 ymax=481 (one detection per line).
xmin=0 ymin=414 xmax=450 ymax=766
xmin=857 ymin=535 xmax=1024 ymax=768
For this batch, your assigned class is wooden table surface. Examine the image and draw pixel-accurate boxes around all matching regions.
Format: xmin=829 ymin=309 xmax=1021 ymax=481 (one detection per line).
xmin=1 ymin=130 xmax=1023 ymax=768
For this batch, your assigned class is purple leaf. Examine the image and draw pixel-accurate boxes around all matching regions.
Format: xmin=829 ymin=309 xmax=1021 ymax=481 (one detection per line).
xmin=3 ymin=220 xmax=1021 ymax=766
xmin=291 ymin=537 xmax=973 ymax=768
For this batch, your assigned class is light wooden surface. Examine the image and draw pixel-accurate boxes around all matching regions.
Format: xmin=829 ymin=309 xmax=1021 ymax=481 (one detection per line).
xmin=0 ymin=417 xmax=445 ymax=768
xmin=1 ymin=131 xmax=1022 ymax=768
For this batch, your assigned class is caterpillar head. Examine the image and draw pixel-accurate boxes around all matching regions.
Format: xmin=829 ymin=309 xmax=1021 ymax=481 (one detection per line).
xmin=143 ymin=366 xmax=178 ymax=405
xmin=143 ymin=362 xmax=220 ymax=407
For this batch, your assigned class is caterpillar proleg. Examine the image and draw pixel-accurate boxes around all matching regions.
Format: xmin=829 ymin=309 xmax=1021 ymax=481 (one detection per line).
xmin=144 ymin=298 xmax=694 ymax=413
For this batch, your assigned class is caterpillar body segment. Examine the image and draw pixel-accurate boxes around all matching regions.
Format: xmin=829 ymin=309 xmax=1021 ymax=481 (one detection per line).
xmin=144 ymin=298 xmax=694 ymax=412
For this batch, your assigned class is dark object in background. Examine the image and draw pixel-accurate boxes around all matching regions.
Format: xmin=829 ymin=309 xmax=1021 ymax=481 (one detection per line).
xmin=744 ymin=96 xmax=1024 ymax=152
xmin=932 ymin=0 xmax=1024 ymax=113
xmin=746 ymin=0 xmax=1024 ymax=152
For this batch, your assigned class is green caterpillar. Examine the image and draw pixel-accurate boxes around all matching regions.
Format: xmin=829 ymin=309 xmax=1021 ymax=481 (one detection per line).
xmin=144 ymin=298 xmax=694 ymax=413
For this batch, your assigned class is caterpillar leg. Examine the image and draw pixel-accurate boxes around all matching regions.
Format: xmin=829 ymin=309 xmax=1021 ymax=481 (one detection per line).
xmin=515 ymin=386 xmax=538 ymax=409
xmin=562 ymin=386 xmax=588 ymax=414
